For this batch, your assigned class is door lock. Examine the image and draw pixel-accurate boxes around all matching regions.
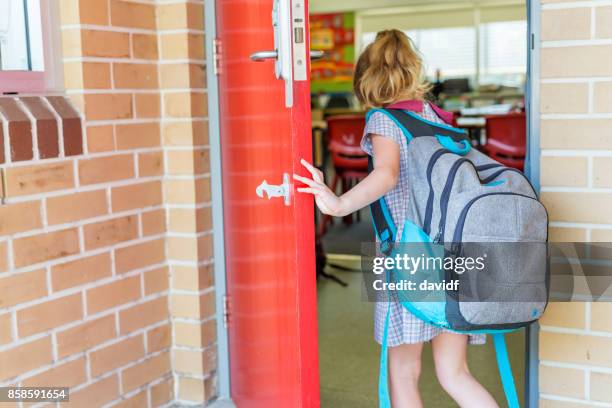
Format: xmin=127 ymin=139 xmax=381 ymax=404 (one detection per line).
xmin=256 ymin=173 xmax=290 ymax=206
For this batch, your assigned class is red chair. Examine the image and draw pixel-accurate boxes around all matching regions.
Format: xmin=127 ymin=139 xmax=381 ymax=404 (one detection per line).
xmin=318 ymin=114 xmax=369 ymax=235
xmin=483 ymin=112 xmax=526 ymax=171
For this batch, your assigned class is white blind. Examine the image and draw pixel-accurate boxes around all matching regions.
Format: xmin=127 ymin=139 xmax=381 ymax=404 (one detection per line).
xmin=410 ymin=27 xmax=476 ymax=77
xmin=362 ymin=27 xmax=477 ymax=78
xmin=479 ymin=20 xmax=527 ymax=85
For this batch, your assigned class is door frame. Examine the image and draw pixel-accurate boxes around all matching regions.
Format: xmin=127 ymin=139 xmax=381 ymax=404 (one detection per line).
xmin=525 ymin=0 xmax=541 ymax=407
xmin=205 ymin=0 xmax=233 ymax=404
xmin=207 ymin=0 xmax=544 ymax=406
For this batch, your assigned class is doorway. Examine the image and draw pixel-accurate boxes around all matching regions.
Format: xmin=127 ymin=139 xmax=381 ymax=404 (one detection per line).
xmin=312 ymin=1 xmax=532 ymax=407
xmin=210 ymin=0 xmax=541 ymax=407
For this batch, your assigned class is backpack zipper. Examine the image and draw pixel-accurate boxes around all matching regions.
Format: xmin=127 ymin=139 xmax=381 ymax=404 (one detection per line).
xmin=424 ymin=149 xmax=453 ymax=235
xmin=424 ymin=155 xmax=504 ymax=237
xmin=433 ymin=158 xmax=472 ymax=242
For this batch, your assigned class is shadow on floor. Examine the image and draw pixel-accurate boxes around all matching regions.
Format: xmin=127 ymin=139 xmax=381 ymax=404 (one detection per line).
xmin=317 ymin=221 xmax=525 ymax=407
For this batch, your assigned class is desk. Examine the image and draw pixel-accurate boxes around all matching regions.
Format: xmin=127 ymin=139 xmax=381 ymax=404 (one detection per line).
xmin=456 ymin=116 xmax=486 ymax=147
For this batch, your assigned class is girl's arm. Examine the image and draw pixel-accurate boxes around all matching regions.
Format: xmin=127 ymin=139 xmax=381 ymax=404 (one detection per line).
xmin=293 ymin=135 xmax=400 ymax=217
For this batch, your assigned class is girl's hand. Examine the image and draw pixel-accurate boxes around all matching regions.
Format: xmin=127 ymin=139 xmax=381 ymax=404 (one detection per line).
xmin=293 ymin=159 xmax=347 ymax=217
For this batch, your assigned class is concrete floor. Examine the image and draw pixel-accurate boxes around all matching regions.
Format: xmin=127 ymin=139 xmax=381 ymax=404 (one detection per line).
xmin=317 ymin=265 xmax=525 ymax=407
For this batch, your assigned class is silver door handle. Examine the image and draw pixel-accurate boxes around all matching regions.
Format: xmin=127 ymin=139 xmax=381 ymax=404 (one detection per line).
xmin=251 ymin=50 xmax=324 ymax=61
xmin=256 ymin=173 xmax=290 ymax=206
xmin=310 ymin=50 xmax=325 ymax=60
xmin=250 ymin=50 xmax=278 ymax=61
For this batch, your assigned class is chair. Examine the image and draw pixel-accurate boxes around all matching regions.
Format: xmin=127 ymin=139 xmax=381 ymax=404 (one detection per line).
xmin=318 ymin=114 xmax=368 ymax=235
xmin=483 ymin=112 xmax=526 ymax=171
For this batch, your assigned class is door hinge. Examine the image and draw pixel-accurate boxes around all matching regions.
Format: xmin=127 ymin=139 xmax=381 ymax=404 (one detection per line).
xmin=213 ymin=37 xmax=222 ymax=76
xmin=222 ymin=293 xmax=230 ymax=328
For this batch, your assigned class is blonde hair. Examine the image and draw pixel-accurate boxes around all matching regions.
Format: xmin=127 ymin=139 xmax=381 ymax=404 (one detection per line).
xmin=353 ymin=29 xmax=431 ymax=108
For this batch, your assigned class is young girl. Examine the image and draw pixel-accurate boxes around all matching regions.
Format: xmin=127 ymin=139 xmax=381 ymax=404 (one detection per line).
xmin=294 ymin=30 xmax=499 ymax=408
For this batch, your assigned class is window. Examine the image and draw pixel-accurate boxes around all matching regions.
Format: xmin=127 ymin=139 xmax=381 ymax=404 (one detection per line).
xmin=0 ymin=0 xmax=59 ymax=93
xmin=360 ymin=17 xmax=527 ymax=88
xmin=362 ymin=27 xmax=477 ymax=80
xmin=408 ymin=27 xmax=476 ymax=79
xmin=479 ymin=20 xmax=527 ymax=87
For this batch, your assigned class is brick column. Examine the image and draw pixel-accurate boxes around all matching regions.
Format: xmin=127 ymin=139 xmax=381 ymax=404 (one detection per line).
xmin=539 ymin=1 xmax=612 ymax=406
xmin=156 ymin=1 xmax=216 ymax=404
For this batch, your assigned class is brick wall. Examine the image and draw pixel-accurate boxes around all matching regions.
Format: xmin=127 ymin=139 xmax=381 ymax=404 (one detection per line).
xmin=0 ymin=1 xmax=213 ymax=406
xmin=156 ymin=1 xmax=216 ymax=404
xmin=539 ymin=1 xmax=612 ymax=406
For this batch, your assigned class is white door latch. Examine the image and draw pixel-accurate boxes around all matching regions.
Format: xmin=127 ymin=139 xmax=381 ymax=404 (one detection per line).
xmin=256 ymin=173 xmax=290 ymax=206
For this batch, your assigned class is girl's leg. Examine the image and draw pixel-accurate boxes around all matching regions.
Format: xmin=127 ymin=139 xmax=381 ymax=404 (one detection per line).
xmin=388 ymin=342 xmax=424 ymax=408
xmin=431 ymin=332 xmax=499 ymax=408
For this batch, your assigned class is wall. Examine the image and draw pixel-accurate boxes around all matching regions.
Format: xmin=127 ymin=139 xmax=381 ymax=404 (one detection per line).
xmin=539 ymin=0 xmax=612 ymax=406
xmin=0 ymin=1 xmax=214 ymax=406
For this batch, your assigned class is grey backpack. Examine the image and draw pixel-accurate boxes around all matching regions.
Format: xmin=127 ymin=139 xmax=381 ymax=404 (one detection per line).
xmin=368 ymin=108 xmax=549 ymax=408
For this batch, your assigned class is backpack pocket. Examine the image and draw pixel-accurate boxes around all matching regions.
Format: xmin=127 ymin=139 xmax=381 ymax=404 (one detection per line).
xmin=444 ymin=192 xmax=549 ymax=331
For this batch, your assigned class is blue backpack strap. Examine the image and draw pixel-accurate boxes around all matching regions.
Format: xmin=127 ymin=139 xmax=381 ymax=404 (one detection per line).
xmin=378 ymin=302 xmax=392 ymax=408
xmin=365 ymin=110 xmax=399 ymax=255
xmin=492 ymin=333 xmax=521 ymax=408
xmin=366 ymin=108 xmax=414 ymax=142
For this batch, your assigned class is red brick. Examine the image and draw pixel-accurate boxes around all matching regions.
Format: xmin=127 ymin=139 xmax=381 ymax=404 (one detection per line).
xmin=121 ymin=352 xmax=171 ymax=392
xmin=0 ymin=313 xmax=12 ymax=345
xmin=84 ymin=94 xmax=132 ymax=121
xmin=120 ymin=296 xmax=168 ymax=335
xmin=22 ymin=357 xmax=86 ymax=388
xmin=69 ymin=374 xmax=120 ymax=407
xmin=112 ymin=180 xmax=162 ymax=212
xmin=46 ymin=189 xmax=108 ymax=225
xmin=56 ymin=315 xmax=117 ymax=358
xmin=81 ymin=30 xmax=130 ymax=58
xmin=0 ymin=98 xmax=33 ymax=161
xmin=51 ymin=252 xmax=112 ymax=292
xmin=20 ymin=97 xmax=60 ymax=159
xmin=0 ymin=337 xmax=53 ymax=382
xmin=79 ymin=154 xmax=134 ymax=185
xmin=110 ymin=0 xmax=156 ymax=29
xmin=151 ymin=377 xmax=173 ymax=406
xmin=83 ymin=215 xmax=138 ymax=250
xmin=87 ymin=276 xmax=141 ymax=315
xmin=115 ymin=239 xmax=165 ymax=273
xmin=0 ymin=242 xmax=7 ymax=272
xmin=142 ymin=209 xmax=166 ymax=236
xmin=13 ymin=228 xmax=79 ymax=267
xmin=0 ymin=201 xmax=42 ymax=235
xmin=115 ymin=122 xmax=160 ymax=149
xmin=133 ymin=34 xmax=159 ymax=60
xmin=138 ymin=151 xmax=164 ymax=177
xmin=144 ymin=265 xmax=169 ymax=295
xmin=113 ymin=63 xmax=158 ymax=89
xmin=147 ymin=323 xmax=171 ymax=353
xmin=4 ymin=161 xmax=74 ymax=197
xmin=86 ymin=125 xmax=114 ymax=153
xmin=90 ymin=335 xmax=145 ymax=377
xmin=0 ymin=269 xmax=47 ymax=309
xmin=46 ymin=96 xmax=83 ymax=156
xmin=17 ymin=294 xmax=83 ymax=337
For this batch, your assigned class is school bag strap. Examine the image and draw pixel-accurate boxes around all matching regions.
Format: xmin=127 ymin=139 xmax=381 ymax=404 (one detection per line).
xmin=365 ymin=108 xmax=470 ymax=254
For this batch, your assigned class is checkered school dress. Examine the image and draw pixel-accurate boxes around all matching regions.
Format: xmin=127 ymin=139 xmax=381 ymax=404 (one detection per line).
xmin=361 ymin=103 xmax=486 ymax=346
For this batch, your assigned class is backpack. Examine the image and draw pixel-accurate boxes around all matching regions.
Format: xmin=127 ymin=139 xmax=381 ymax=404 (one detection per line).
xmin=367 ymin=108 xmax=549 ymax=408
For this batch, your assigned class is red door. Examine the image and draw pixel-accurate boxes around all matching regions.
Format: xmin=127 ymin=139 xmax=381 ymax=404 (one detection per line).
xmin=216 ymin=0 xmax=319 ymax=407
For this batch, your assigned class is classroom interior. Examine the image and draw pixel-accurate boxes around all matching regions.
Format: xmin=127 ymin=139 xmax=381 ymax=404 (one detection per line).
xmin=311 ymin=1 xmax=529 ymax=406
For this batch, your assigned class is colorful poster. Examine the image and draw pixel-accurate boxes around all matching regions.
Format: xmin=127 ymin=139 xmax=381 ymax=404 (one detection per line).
xmin=310 ymin=12 xmax=355 ymax=93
